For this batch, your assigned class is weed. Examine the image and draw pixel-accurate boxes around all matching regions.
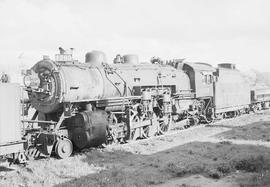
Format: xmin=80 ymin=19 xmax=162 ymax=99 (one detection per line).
xmin=165 ymin=162 xmax=206 ymax=178
xmin=188 ymin=150 xmax=194 ymax=155
xmin=166 ymin=162 xmax=187 ymax=177
xmin=208 ymin=171 xmax=220 ymax=179
xmin=217 ymin=163 xmax=232 ymax=174
xmin=219 ymin=141 xmax=232 ymax=145
xmin=217 ymin=120 xmax=270 ymax=142
xmin=238 ymin=172 xmax=270 ymax=187
xmin=234 ymin=155 xmax=270 ymax=173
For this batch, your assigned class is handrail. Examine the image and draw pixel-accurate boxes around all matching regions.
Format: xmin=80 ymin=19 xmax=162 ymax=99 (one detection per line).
xmin=22 ymin=119 xmax=57 ymax=124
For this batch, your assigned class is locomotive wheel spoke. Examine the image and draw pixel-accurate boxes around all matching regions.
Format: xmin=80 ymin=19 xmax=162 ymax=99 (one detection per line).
xmin=127 ymin=107 xmax=152 ymax=140
xmin=131 ymin=128 xmax=141 ymax=141
xmin=159 ymin=114 xmax=172 ymax=134
xmin=141 ymin=113 xmax=150 ymax=138
xmin=107 ymin=113 xmax=121 ymax=144
xmin=149 ymin=114 xmax=159 ymax=137
xmin=107 ymin=127 xmax=118 ymax=144
xmin=142 ymin=126 xmax=149 ymax=138
xmin=130 ymin=115 xmax=141 ymax=140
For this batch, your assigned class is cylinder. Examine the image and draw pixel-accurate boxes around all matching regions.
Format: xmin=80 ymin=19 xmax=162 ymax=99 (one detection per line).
xmin=69 ymin=111 xmax=107 ymax=149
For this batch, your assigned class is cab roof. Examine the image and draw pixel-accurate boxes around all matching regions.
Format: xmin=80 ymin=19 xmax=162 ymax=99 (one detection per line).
xmin=183 ymin=62 xmax=216 ymax=72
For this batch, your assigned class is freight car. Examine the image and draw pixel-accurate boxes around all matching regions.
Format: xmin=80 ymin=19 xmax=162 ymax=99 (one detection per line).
xmin=251 ymin=86 xmax=270 ymax=110
xmin=0 ymin=83 xmax=26 ymax=163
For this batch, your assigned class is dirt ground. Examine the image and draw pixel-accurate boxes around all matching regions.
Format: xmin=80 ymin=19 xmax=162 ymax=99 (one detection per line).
xmin=1 ymin=111 xmax=270 ymax=187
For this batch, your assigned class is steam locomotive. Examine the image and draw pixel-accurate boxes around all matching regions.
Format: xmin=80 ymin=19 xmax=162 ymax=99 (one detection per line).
xmin=1 ymin=48 xmax=270 ymax=162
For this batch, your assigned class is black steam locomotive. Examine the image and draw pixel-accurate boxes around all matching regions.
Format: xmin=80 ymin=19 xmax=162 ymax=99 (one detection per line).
xmin=1 ymin=48 xmax=270 ymax=162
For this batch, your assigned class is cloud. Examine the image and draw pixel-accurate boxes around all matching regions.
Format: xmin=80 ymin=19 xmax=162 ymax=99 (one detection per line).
xmin=0 ymin=0 xmax=270 ymax=76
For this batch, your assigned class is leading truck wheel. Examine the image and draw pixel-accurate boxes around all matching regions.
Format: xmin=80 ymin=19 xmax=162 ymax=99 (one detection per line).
xmin=55 ymin=138 xmax=73 ymax=159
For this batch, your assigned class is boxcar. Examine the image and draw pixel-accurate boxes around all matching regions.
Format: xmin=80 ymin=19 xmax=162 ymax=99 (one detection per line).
xmin=251 ymin=86 xmax=270 ymax=109
xmin=0 ymin=83 xmax=25 ymax=161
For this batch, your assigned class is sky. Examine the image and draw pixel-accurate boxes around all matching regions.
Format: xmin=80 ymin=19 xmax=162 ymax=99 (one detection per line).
xmin=0 ymin=0 xmax=270 ymax=79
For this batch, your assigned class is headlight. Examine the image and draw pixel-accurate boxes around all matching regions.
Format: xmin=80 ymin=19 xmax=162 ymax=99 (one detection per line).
xmin=23 ymin=75 xmax=31 ymax=87
xmin=23 ymin=74 xmax=40 ymax=88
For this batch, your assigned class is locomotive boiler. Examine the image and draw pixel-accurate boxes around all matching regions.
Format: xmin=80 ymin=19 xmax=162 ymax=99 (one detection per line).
xmin=23 ymin=49 xmax=196 ymax=159
xmin=25 ymin=51 xmax=190 ymax=113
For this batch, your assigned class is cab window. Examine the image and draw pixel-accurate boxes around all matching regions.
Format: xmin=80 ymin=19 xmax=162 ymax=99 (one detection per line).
xmin=202 ymin=73 xmax=213 ymax=85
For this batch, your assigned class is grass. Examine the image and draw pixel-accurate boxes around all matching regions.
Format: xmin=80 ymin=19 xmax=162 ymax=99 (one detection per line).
xmin=237 ymin=172 xmax=270 ymax=187
xmin=234 ymin=155 xmax=270 ymax=173
xmin=55 ymin=141 xmax=270 ymax=187
xmin=216 ymin=121 xmax=270 ymax=141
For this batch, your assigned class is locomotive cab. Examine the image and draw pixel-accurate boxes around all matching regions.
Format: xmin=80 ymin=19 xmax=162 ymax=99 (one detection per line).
xmin=181 ymin=62 xmax=216 ymax=121
xmin=182 ymin=62 xmax=216 ymax=98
